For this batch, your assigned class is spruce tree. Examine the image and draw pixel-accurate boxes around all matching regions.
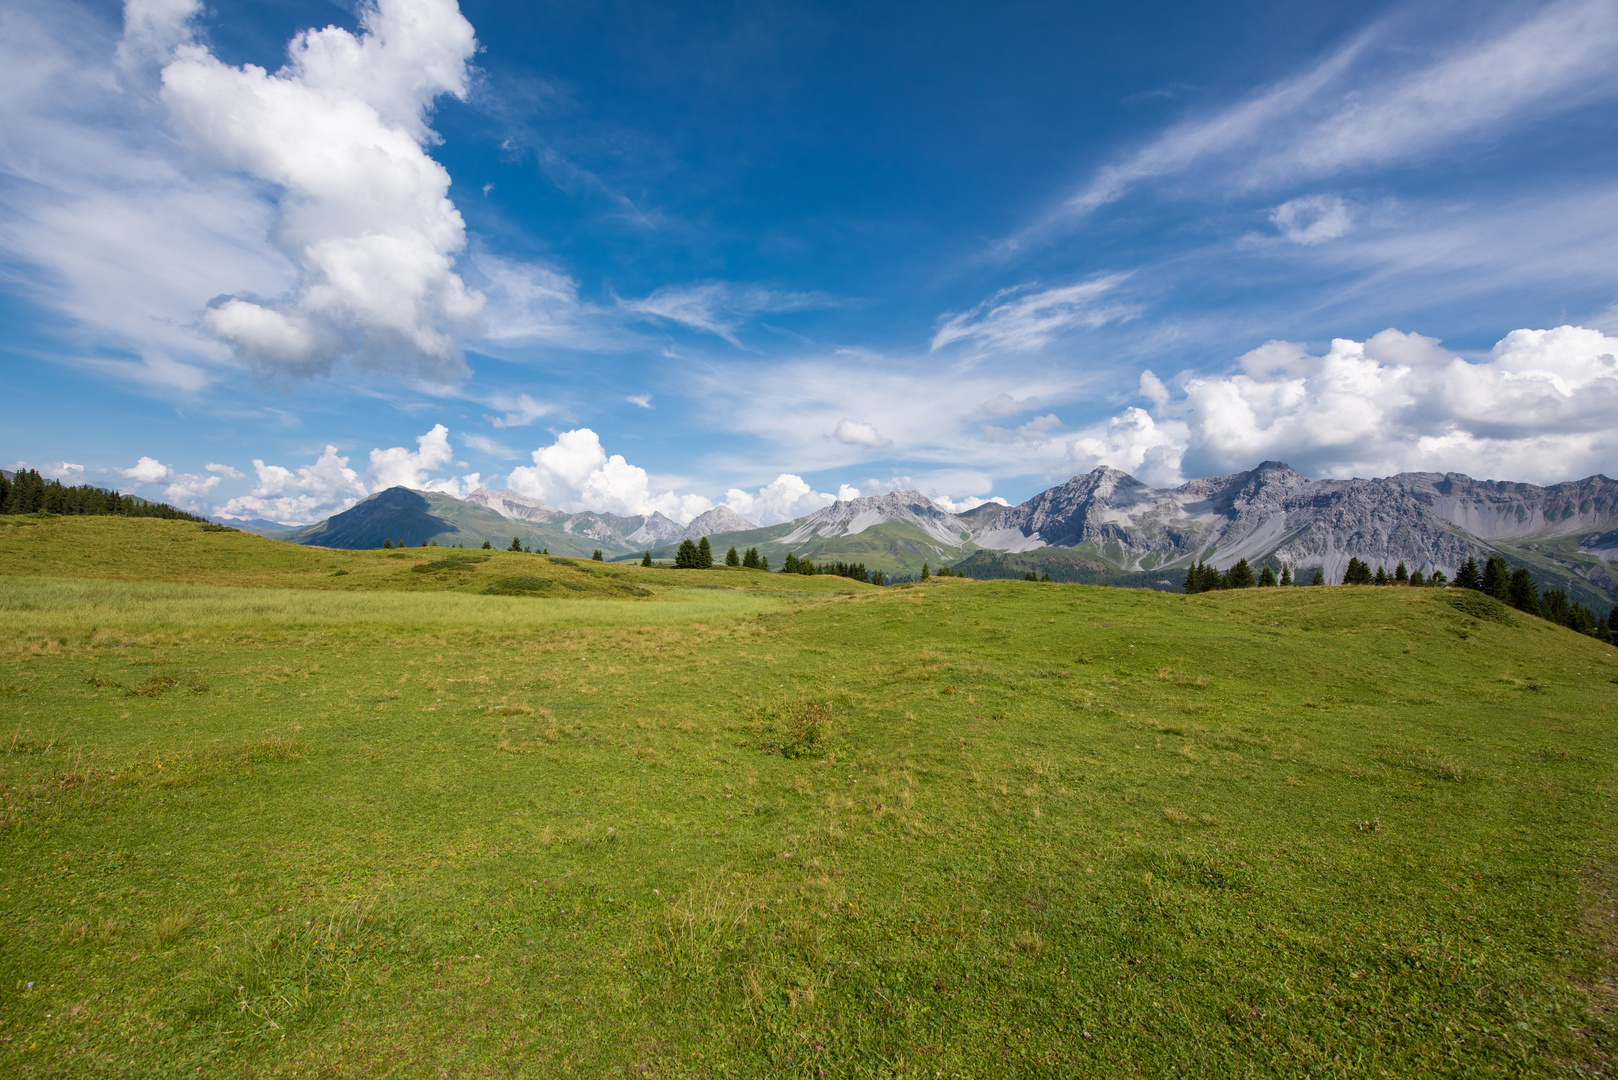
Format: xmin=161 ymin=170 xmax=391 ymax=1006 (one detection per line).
xmin=675 ymin=539 xmax=700 ymax=568
xmin=1342 ymin=558 xmax=1372 ymax=585
xmin=1259 ymin=566 xmax=1277 ymax=587
xmin=1024 ymin=571 xmax=1038 ymax=581
xmin=1394 ymin=561 xmax=1408 ymax=583
xmin=1311 ymin=568 xmax=1325 ymax=586
xmin=725 ymin=545 xmax=740 ymax=567
xmin=383 ymin=539 xmax=392 ymax=549
xmin=1229 ymin=559 xmax=1255 ymax=588
xmin=1199 ymin=562 xmax=1221 ymax=592
xmin=783 ymin=553 xmax=800 ymax=573
xmin=481 ymin=540 xmax=491 ymax=549
xmin=1374 ymin=565 xmax=1388 ymax=586
xmin=758 ymin=554 xmax=769 ymax=571
xmin=871 ymin=569 xmax=885 ymax=586
xmin=1409 ymin=569 xmax=1425 ymax=586
xmin=591 ymin=549 xmax=603 ymax=561
xmin=920 ymin=562 xmax=931 ymax=580
xmin=642 ymin=551 xmax=653 ymax=566
xmin=697 ymin=537 xmax=714 ymax=568
xmin=509 ymin=536 xmax=522 ymax=552
xmin=1279 ymin=563 xmax=1292 ymax=587
xmin=1040 ymin=572 xmax=1052 ymax=582
xmin=1481 ymin=556 xmax=1510 ymax=600
xmin=1455 ymin=556 xmax=1482 ymax=590
xmin=1183 ymin=563 xmax=1200 ymax=594
xmin=1507 ymin=567 xmax=1539 ymax=613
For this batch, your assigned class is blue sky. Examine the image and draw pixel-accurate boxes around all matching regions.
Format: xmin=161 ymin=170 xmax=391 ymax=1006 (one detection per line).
xmin=2 ymin=0 xmax=1616 ymax=524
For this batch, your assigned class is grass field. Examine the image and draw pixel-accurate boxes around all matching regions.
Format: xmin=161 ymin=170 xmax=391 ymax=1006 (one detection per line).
xmin=1 ymin=516 xmax=1616 ymax=1077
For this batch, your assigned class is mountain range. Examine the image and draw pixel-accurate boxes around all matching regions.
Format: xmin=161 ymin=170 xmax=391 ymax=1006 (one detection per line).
xmin=223 ymin=463 xmax=1618 ymax=608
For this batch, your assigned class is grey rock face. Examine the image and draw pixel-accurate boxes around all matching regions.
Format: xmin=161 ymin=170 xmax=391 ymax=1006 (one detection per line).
xmin=680 ymin=506 xmax=757 ymax=541
xmin=777 ymin=490 xmax=971 ymax=548
xmin=974 ymin=463 xmax=1618 ymax=584
xmin=464 ymin=488 xmax=562 ymax=523
xmin=625 ymin=512 xmax=686 ymax=548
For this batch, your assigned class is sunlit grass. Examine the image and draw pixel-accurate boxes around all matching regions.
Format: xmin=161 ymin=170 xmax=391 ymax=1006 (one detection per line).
xmin=0 ymin=575 xmax=780 ymax=636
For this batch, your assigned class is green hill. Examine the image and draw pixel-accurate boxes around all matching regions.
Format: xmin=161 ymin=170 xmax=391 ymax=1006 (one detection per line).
xmin=1 ymin=515 xmax=1615 ymax=1076
xmin=281 ymin=486 xmax=602 ymax=556
xmin=623 ymin=518 xmax=983 ymax=577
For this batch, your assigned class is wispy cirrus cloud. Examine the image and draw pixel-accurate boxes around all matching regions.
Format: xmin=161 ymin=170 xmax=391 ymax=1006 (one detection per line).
xmin=618 ymin=283 xmax=835 ymax=347
xmin=1011 ymin=0 xmax=1618 ymax=249
xmin=931 ymin=275 xmax=1134 ymax=352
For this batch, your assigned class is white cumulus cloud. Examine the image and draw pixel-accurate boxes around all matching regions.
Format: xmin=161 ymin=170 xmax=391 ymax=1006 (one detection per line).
xmin=830 ymin=419 xmax=890 ymax=448
xmin=721 ymin=474 xmax=841 ymax=526
xmin=1097 ymin=325 xmax=1618 ymax=485
xmin=367 ymin=423 xmax=479 ymax=496
xmin=160 ymin=0 xmax=485 ymax=379
xmin=205 ymin=462 xmax=245 ymax=479
xmin=163 ymin=471 xmax=220 ymax=508
xmin=216 ymin=446 xmax=369 ymax=524
xmin=506 ymin=429 xmax=713 ymax=523
xmin=118 ymin=455 xmax=172 ymax=483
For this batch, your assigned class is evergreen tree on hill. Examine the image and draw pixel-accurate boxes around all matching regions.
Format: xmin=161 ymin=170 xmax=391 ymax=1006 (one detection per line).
xmin=758 ymin=554 xmax=769 ymax=571
xmin=675 ymin=539 xmax=700 ymax=568
xmin=920 ymin=562 xmax=930 ymax=580
xmin=1507 ymin=568 xmax=1540 ymax=614
xmin=697 ymin=537 xmax=714 ymax=568
xmin=1394 ymin=562 xmax=1409 ymax=582
xmin=1343 ymin=558 xmax=1372 ymax=585
xmin=1310 ymin=568 xmax=1325 ymax=586
xmin=509 ymin=536 xmax=522 ymax=552
xmin=1455 ymin=557 xmax=1482 ymax=590
xmin=783 ymin=553 xmax=800 ymax=573
xmin=1259 ymin=566 xmax=1277 ymax=587
xmin=642 ymin=552 xmax=653 ymax=566
xmin=481 ymin=540 xmax=492 ymax=549
xmin=1481 ymin=556 xmax=1510 ymax=600
xmin=725 ymin=545 xmax=740 ymax=567
xmin=592 ymin=549 xmax=604 ymax=561
xmin=1409 ymin=569 xmax=1425 ymax=586
xmin=1183 ymin=563 xmax=1201 ymax=594
xmin=1374 ymin=566 xmax=1389 ymax=586
xmin=1280 ymin=564 xmax=1292 ymax=587
xmin=1228 ymin=559 xmax=1255 ymax=588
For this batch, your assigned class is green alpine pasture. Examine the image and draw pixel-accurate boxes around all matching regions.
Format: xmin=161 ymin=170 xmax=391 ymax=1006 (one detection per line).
xmin=1 ymin=516 xmax=1615 ymax=1077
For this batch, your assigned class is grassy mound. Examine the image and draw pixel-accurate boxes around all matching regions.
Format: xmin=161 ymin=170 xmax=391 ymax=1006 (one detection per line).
xmin=1 ymin=521 xmax=1615 ymax=1076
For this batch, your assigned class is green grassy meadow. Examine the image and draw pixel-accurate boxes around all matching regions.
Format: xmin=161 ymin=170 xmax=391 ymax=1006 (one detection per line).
xmin=1 ymin=517 xmax=1616 ymax=1077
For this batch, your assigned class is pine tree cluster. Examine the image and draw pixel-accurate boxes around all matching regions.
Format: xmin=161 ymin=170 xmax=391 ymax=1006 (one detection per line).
xmin=0 ymin=469 xmax=206 ymax=522
xmin=1182 ymin=558 xmax=1266 ymax=592
xmin=1454 ymin=555 xmax=1614 ymax=641
xmin=739 ymin=546 xmax=769 ymax=570
xmin=779 ymin=553 xmax=881 ymax=583
xmin=674 ymin=537 xmax=715 ymax=568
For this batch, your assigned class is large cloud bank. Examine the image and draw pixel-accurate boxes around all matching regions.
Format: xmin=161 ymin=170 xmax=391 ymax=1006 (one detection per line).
xmin=1063 ymin=325 xmax=1618 ymax=486
xmin=152 ymin=0 xmax=484 ymax=379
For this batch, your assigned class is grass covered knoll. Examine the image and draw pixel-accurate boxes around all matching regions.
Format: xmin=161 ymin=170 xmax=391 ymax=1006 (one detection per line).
xmin=2 ymin=529 xmax=1617 ymax=1075
xmin=0 ymin=515 xmax=872 ymax=601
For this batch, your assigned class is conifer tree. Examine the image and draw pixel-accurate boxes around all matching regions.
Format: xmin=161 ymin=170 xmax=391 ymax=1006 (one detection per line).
xmin=675 ymin=539 xmax=700 ymax=568
xmin=1040 ymin=572 xmax=1052 ymax=582
xmin=1481 ymin=556 xmax=1510 ymax=600
xmin=798 ymin=557 xmax=815 ymax=575
xmin=871 ymin=569 xmax=885 ymax=586
xmin=1224 ymin=558 xmax=1253 ymax=588
xmin=1311 ymin=568 xmax=1325 ymax=586
xmin=783 ymin=553 xmax=800 ymax=573
xmin=1409 ymin=569 xmax=1424 ymax=586
xmin=920 ymin=562 xmax=930 ymax=580
xmin=1279 ymin=564 xmax=1292 ymax=587
xmin=758 ymin=554 xmax=769 ymax=571
xmin=697 ymin=536 xmax=714 ymax=568
xmin=1259 ymin=566 xmax=1277 ymax=587
xmin=1343 ymin=558 xmax=1372 ymax=585
xmin=1199 ymin=562 xmax=1221 ymax=592
xmin=1374 ymin=566 xmax=1388 ymax=586
xmin=1024 ymin=571 xmax=1037 ymax=581
xmin=725 ymin=545 xmax=740 ymax=566
xmin=509 ymin=536 xmax=522 ymax=552
xmin=1183 ymin=563 xmax=1200 ymax=594
xmin=481 ymin=540 xmax=492 ymax=549
xmin=642 ymin=551 xmax=653 ymax=566
xmin=383 ymin=539 xmax=392 ymax=549
xmin=1394 ymin=561 xmax=1409 ymax=583
xmin=592 ymin=549 xmax=604 ymax=561
xmin=1507 ymin=567 xmax=1539 ymax=613
xmin=1454 ymin=557 xmax=1481 ymax=590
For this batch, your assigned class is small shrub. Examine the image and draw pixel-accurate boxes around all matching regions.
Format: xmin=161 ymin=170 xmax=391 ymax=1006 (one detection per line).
xmin=781 ymin=701 xmax=830 ymax=759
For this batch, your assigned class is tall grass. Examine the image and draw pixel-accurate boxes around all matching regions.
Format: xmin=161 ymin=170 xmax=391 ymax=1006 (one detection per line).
xmin=0 ymin=575 xmax=777 ymax=635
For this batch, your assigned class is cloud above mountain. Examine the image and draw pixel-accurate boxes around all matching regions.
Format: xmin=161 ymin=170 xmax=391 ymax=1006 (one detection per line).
xmin=1064 ymin=324 xmax=1618 ymax=487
